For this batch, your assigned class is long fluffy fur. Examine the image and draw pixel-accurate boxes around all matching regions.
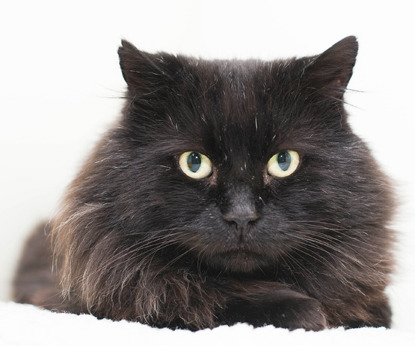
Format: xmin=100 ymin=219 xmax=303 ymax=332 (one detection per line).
xmin=14 ymin=36 xmax=395 ymax=330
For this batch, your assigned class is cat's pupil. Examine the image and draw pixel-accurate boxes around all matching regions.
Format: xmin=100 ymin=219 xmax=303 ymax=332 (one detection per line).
xmin=277 ymin=151 xmax=291 ymax=171
xmin=187 ymin=152 xmax=202 ymax=172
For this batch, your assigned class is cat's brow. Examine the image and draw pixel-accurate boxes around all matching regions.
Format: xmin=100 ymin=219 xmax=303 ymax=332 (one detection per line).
xmin=150 ymin=139 xmax=207 ymax=156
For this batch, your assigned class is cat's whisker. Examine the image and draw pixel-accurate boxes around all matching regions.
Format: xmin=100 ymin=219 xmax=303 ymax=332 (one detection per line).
xmin=286 ymin=232 xmax=381 ymax=277
xmin=80 ymin=230 xmax=189 ymax=289
xmin=282 ymin=251 xmax=313 ymax=278
xmin=285 ymin=220 xmax=381 ymax=251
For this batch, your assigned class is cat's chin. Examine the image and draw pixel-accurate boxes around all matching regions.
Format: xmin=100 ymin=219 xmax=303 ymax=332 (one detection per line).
xmin=207 ymin=249 xmax=271 ymax=273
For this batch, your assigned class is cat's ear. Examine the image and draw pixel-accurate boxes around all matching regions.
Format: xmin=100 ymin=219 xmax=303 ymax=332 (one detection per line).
xmin=118 ymin=40 xmax=179 ymax=92
xmin=303 ymin=36 xmax=358 ymax=99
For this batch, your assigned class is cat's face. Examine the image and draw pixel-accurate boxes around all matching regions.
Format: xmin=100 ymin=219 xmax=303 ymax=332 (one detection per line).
xmin=85 ymin=37 xmax=389 ymax=275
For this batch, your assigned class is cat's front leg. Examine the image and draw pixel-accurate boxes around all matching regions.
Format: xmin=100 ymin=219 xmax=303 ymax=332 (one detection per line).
xmin=218 ymin=281 xmax=328 ymax=331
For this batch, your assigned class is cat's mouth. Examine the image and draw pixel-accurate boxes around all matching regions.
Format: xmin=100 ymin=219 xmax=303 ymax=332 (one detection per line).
xmin=209 ymin=248 xmax=269 ymax=273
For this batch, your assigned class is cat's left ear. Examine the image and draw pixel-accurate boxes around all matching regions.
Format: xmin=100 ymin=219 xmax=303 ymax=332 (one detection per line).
xmin=118 ymin=40 xmax=181 ymax=93
xmin=303 ymin=36 xmax=358 ymax=99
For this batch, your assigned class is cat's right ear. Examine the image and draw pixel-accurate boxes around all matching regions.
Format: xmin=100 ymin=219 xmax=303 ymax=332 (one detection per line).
xmin=118 ymin=40 xmax=179 ymax=92
xmin=302 ymin=36 xmax=358 ymax=100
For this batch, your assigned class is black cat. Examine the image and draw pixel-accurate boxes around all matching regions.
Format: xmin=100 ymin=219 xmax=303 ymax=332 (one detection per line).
xmin=14 ymin=36 xmax=395 ymax=331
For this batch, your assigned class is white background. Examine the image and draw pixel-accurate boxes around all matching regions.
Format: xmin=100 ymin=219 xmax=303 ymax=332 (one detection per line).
xmin=0 ymin=0 xmax=414 ymax=332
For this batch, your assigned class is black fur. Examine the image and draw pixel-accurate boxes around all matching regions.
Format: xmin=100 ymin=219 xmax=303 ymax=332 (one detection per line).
xmin=14 ymin=36 xmax=395 ymax=330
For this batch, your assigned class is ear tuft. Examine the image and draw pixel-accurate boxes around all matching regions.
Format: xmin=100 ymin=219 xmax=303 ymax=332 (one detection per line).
xmin=119 ymin=39 xmax=139 ymax=54
xmin=304 ymin=36 xmax=359 ymax=99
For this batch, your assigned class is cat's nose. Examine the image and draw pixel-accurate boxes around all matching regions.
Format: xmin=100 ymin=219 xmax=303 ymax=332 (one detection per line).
xmin=222 ymin=185 xmax=259 ymax=229
xmin=222 ymin=208 xmax=259 ymax=228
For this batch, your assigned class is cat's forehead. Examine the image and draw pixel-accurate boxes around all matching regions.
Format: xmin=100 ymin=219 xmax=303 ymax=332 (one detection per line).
xmin=187 ymin=58 xmax=296 ymax=104
xmin=171 ymin=58 xmax=316 ymax=158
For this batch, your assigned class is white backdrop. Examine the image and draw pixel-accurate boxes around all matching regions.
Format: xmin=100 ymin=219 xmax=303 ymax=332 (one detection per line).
xmin=0 ymin=0 xmax=414 ymax=333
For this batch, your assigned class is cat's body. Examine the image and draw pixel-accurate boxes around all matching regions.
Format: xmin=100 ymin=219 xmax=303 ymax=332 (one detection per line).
xmin=14 ymin=36 xmax=395 ymax=330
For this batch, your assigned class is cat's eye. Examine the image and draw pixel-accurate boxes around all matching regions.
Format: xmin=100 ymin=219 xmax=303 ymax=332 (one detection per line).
xmin=179 ymin=152 xmax=213 ymax=179
xmin=267 ymin=150 xmax=300 ymax=178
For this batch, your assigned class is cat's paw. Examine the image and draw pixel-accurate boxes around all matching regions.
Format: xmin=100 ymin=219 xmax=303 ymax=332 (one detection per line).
xmin=220 ymin=283 xmax=328 ymax=331
xmin=277 ymin=297 xmax=328 ymax=331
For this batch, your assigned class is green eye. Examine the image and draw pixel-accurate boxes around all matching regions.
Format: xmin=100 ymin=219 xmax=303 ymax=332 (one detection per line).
xmin=267 ymin=150 xmax=300 ymax=177
xmin=179 ymin=151 xmax=213 ymax=179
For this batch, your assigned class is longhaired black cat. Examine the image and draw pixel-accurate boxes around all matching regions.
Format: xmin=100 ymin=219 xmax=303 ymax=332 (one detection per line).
xmin=14 ymin=36 xmax=395 ymax=331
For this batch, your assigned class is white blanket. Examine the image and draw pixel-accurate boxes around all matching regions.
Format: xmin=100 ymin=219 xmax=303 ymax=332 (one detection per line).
xmin=0 ymin=301 xmax=413 ymax=346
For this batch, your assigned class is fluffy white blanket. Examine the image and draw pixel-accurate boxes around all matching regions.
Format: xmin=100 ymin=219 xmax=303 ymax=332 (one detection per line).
xmin=0 ymin=301 xmax=413 ymax=346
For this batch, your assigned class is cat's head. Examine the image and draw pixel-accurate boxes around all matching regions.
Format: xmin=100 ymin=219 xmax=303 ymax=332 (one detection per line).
xmin=55 ymin=37 xmax=393 ymax=282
